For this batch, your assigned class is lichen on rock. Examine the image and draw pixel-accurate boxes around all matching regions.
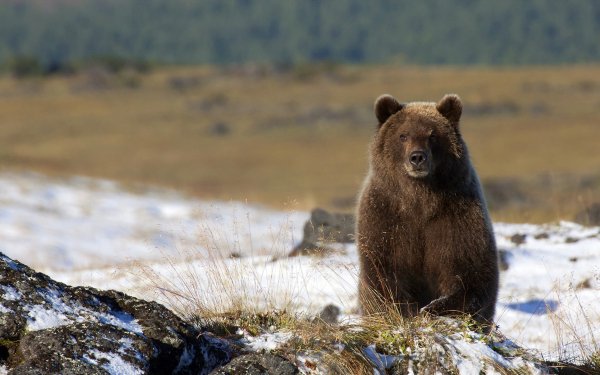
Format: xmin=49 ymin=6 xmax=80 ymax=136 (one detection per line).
xmin=0 ymin=252 xmax=230 ymax=374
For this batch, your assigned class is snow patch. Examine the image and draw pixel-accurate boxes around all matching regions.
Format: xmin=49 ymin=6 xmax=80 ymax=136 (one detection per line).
xmin=0 ymin=253 xmax=21 ymax=271
xmin=238 ymin=329 xmax=293 ymax=351
xmin=363 ymin=345 xmax=399 ymax=372
xmin=98 ymin=311 xmax=144 ymax=335
xmin=83 ymin=348 xmax=144 ymax=375
xmin=26 ymin=304 xmax=71 ymax=331
xmin=19 ymin=285 xmax=143 ymax=334
xmin=1 ymin=285 xmax=23 ymax=301
xmin=0 ymin=172 xmax=307 ymax=272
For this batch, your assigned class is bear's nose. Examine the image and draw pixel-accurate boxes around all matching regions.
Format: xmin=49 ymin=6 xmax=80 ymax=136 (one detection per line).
xmin=409 ymin=151 xmax=427 ymax=167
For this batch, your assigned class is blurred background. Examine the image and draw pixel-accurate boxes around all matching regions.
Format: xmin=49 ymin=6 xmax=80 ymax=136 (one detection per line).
xmin=0 ymin=0 xmax=599 ymax=223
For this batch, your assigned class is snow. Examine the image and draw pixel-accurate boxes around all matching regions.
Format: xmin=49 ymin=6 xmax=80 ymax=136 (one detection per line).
xmin=363 ymin=345 xmax=399 ymax=372
xmin=84 ymin=347 xmax=144 ymax=375
xmin=0 ymin=171 xmax=306 ymax=271
xmin=98 ymin=311 xmax=144 ymax=335
xmin=444 ymin=333 xmax=541 ymax=374
xmin=359 ymin=327 xmax=545 ymax=374
xmin=23 ymin=290 xmax=143 ymax=333
xmin=493 ymin=222 xmax=600 ymax=360
xmin=82 ymin=337 xmax=147 ymax=375
xmin=0 ymin=171 xmax=599 ymax=369
xmin=0 ymin=285 xmax=22 ymax=301
xmin=238 ymin=329 xmax=293 ymax=351
xmin=26 ymin=304 xmax=72 ymax=331
xmin=2 ymin=269 xmax=144 ymax=334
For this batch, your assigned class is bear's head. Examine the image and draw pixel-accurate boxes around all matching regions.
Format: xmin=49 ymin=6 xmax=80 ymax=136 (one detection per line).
xmin=372 ymin=94 xmax=465 ymax=181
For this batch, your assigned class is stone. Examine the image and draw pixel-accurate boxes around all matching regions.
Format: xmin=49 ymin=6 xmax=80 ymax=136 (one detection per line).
xmin=0 ymin=252 xmax=231 ymax=374
xmin=211 ymin=353 xmax=298 ymax=375
xmin=289 ymin=208 xmax=355 ymax=257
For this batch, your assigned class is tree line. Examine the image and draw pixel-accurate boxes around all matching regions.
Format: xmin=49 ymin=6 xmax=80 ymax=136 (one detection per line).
xmin=0 ymin=0 xmax=599 ymax=69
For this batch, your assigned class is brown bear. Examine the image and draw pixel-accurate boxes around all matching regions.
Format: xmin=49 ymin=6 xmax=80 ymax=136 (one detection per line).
xmin=356 ymin=93 xmax=498 ymax=327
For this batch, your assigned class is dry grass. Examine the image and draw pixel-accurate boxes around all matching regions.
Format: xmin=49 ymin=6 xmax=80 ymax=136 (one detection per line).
xmin=129 ymin=230 xmax=543 ymax=373
xmin=547 ymin=286 xmax=600 ymax=371
xmin=127 ymin=209 xmax=303 ymax=319
xmin=1 ymin=64 xmax=599 ymax=222
xmin=119 ymin=206 xmax=600 ymax=373
xmin=184 ymin=302 xmax=541 ymax=374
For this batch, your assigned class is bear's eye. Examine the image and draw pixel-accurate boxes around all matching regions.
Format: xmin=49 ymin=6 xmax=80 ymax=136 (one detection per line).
xmin=429 ymin=134 xmax=436 ymax=142
xmin=399 ymin=134 xmax=408 ymax=142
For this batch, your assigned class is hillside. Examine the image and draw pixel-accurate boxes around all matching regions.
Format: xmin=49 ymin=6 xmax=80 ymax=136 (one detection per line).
xmin=0 ymin=0 xmax=599 ymax=67
xmin=0 ymin=64 xmax=599 ymax=222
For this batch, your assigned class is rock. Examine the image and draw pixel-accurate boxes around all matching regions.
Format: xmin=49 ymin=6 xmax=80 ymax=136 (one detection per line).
xmin=314 ymin=304 xmax=341 ymax=324
xmin=290 ymin=208 xmax=355 ymax=257
xmin=575 ymin=278 xmax=592 ymax=290
xmin=574 ymin=202 xmax=600 ymax=226
xmin=545 ymin=361 xmax=597 ymax=375
xmin=498 ymin=249 xmax=511 ymax=271
xmin=0 ymin=252 xmax=230 ymax=374
xmin=10 ymin=322 xmax=152 ymax=374
xmin=534 ymin=232 xmax=549 ymax=240
xmin=210 ymin=353 xmax=298 ymax=375
xmin=509 ymin=233 xmax=527 ymax=246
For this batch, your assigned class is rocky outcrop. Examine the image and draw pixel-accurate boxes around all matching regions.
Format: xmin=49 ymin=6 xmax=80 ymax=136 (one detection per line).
xmin=289 ymin=208 xmax=355 ymax=257
xmin=0 ymin=253 xmax=230 ymax=374
xmin=210 ymin=353 xmax=298 ymax=375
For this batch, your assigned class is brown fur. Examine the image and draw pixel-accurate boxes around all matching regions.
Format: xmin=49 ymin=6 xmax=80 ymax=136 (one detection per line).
xmin=357 ymin=94 xmax=499 ymax=327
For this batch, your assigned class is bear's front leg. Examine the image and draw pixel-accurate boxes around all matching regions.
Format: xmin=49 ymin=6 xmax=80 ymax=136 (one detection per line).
xmin=419 ymin=281 xmax=471 ymax=317
xmin=419 ymin=289 xmax=493 ymax=332
xmin=420 ymin=293 xmax=457 ymax=316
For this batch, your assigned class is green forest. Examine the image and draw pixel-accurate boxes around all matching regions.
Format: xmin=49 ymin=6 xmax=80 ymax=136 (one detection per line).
xmin=0 ymin=0 xmax=599 ymax=68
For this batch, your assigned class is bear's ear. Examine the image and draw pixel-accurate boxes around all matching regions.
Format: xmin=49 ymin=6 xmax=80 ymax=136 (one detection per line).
xmin=436 ymin=94 xmax=462 ymax=124
xmin=374 ymin=94 xmax=404 ymax=126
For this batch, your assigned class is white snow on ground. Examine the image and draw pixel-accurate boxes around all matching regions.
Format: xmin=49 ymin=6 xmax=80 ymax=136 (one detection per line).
xmin=26 ymin=304 xmax=72 ymax=331
xmin=238 ymin=329 xmax=293 ymax=352
xmin=493 ymin=222 xmax=600 ymax=361
xmin=0 ymin=285 xmax=22 ymax=300
xmin=0 ymin=171 xmax=306 ymax=271
xmin=0 ymin=171 xmax=599 ymax=366
xmin=11 ymin=276 xmax=145 ymax=333
xmin=444 ymin=333 xmax=541 ymax=374
xmin=83 ymin=347 xmax=144 ymax=375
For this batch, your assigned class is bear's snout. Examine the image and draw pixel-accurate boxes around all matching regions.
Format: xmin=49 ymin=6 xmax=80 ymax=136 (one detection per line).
xmin=405 ymin=149 xmax=431 ymax=178
xmin=409 ymin=151 xmax=427 ymax=168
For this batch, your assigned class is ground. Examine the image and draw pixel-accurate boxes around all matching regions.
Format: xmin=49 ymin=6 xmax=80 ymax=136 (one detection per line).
xmin=1 ymin=64 xmax=599 ymax=222
xmin=0 ymin=172 xmax=598 ymax=367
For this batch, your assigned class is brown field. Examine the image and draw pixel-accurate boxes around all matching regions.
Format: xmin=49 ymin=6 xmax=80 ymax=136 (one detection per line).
xmin=0 ymin=64 xmax=599 ymax=222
